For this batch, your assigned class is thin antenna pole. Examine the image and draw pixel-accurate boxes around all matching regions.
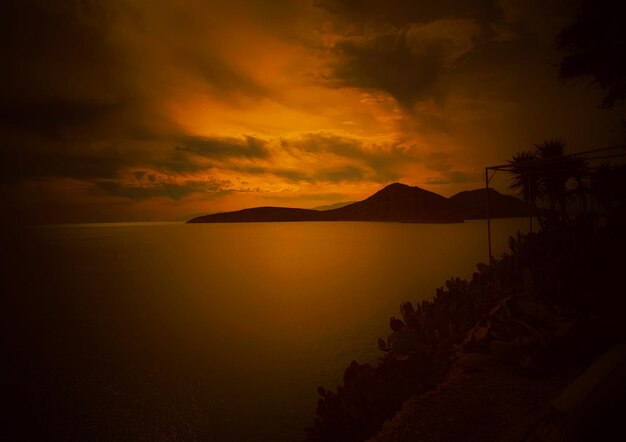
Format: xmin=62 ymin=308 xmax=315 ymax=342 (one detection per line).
xmin=528 ymin=172 xmax=533 ymax=233
xmin=485 ymin=168 xmax=493 ymax=264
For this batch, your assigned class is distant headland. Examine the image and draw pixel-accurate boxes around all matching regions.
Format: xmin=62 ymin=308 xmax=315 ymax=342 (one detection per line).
xmin=186 ymin=183 xmax=529 ymax=223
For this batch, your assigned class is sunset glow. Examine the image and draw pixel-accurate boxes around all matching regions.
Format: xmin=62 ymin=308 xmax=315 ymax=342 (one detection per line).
xmin=3 ymin=0 xmax=625 ymax=223
xmin=6 ymin=3 xmax=626 ymax=441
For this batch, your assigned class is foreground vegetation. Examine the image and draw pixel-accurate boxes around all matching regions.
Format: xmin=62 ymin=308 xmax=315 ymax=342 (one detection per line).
xmin=306 ymin=147 xmax=626 ymax=441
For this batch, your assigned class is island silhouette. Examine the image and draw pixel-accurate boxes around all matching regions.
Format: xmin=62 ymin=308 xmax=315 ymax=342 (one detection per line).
xmin=187 ymin=183 xmax=529 ymax=223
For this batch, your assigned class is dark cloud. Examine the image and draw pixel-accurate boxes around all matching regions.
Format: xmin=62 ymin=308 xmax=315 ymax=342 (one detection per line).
xmin=316 ymin=0 xmax=583 ymax=109
xmin=315 ymin=165 xmax=365 ymax=182
xmin=425 ymin=170 xmax=481 ymax=185
xmin=0 ymin=0 xmax=274 ymax=180
xmin=235 ymin=164 xmax=368 ymax=185
xmin=149 ymin=153 xmax=213 ymax=175
xmin=264 ymin=191 xmax=349 ymax=202
xmin=96 ymin=178 xmax=232 ymax=200
xmin=271 ymin=168 xmax=311 ymax=182
xmin=0 ymin=136 xmax=134 ymax=183
xmin=187 ymin=53 xmax=269 ymax=98
xmin=276 ymin=165 xmax=367 ymax=184
xmin=316 ymin=1 xmax=493 ymax=108
xmin=313 ymin=0 xmax=500 ymax=26
xmin=289 ymin=132 xmax=410 ymax=174
xmin=0 ymin=98 xmax=123 ymax=139
xmin=175 ymin=135 xmax=270 ymax=160
xmin=327 ymin=28 xmax=448 ymax=108
xmin=424 ymin=152 xmax=452 ymax=172
xmin=2 ymin=1 xmax=116 ymax=101
xmin=232 ymin=132 xmax=410 ymax=184
xmin=0 ymin=1 xmax=171 ymax=190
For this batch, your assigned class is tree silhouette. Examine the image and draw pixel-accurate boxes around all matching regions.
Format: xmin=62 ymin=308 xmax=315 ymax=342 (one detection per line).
xmin=508 ymin=141 xmax=586 ymax=229
xmin=569 ymin=162 xmax=589 ymax=216
xmin=534 ymin=139 xmax=577 ymax=222
xmin=557 ymin=0 xmax=626 ymax=109
xmin=590 ymin=164 xmax=626 ymax=228
xmin=591 ymin=164 xmax=614 ymax=214
xmin=508 ymin=150 xmax=541 ymax=207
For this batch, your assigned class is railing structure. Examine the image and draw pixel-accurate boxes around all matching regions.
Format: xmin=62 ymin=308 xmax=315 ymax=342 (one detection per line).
xmin=484 ymin=145 xmax=626 ymax=263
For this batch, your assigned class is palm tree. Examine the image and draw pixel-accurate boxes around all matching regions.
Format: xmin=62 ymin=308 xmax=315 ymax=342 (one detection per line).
xmin=508 ymin=150 xmax=541 ymax=204
xmin=591 ymin=164 xmax=626 ymax=230
xmin=566 ymin=156 xmax=589 ymax=217
xmin=569 ymin=173 xmax=589 ymax=216
xmin=534 ymin=139 xmax=568 ymax=222
xmin=591 ymin=165 xmax=612 ymax=212
xmin=508 ymin=150 xmax=543 ymax=227
xmin=508 ymin=140 xmax=588 ymax=229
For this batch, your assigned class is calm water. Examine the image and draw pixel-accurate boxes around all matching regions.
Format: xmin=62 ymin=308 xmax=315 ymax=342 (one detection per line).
xmin=7 ymin=219 xmax=529 ymax=441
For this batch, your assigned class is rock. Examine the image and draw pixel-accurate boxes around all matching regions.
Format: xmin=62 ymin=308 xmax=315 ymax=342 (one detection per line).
xmin=378 ymin=338 xmax=389 ymax=352
xmin=490 ymin=339 xmax=525 ymax=363
xmin=455 ymin=353 xmax=495 ymax=372
xmin=516 ymin=298 xmax=559 ymax=326
xmin=389 ymin=328 xmax=421 ymax=357
xmin=463 ymin=319 xmax=491 ymax=346
xmin=390 ymin=317 xmax=405 ymax=332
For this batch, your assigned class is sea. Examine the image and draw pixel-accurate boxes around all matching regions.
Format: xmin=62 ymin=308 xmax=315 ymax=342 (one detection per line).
xmin=6 ymin=218 xmax=530 ymax=441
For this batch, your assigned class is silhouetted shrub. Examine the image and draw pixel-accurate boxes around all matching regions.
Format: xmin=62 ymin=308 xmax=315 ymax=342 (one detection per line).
xmin=306 ymin=221 xmax=626 ymax=441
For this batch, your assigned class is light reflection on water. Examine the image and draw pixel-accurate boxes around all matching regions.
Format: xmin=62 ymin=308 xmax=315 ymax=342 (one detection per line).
xmin=8 ymin=219 xmax=529 ymax=441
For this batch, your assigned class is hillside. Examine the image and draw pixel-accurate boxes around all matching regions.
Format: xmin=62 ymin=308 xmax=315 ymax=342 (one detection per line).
xmin=187 ymin=183 xmax=527 ymax=223
xmin=187 ymin=207 xmax=322 ymax=223
xmin=320 ymin=183 xmax=459 ymax=222
xmin=449 ymin=188 xmax=529 ymax=219
xmin=311 ymin=201 xmax=355 ymax=211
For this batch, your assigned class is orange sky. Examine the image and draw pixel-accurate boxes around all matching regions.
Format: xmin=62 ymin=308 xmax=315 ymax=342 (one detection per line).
xmin=2 ymin=0 xmax=625 ymax=223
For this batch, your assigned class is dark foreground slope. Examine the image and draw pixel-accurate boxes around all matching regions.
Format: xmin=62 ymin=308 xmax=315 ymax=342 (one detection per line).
xmin=187 ymin=183 xmax=527 ymax=223
xmin=306 ymin=223 xmax=626 ymax=442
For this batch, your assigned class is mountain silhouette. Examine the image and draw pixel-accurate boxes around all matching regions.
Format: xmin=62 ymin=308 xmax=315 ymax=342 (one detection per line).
xmin=449 ymin=188 xmax=529 ymax=219
xmin=187 ymin=183 xmax=528 ymax=223
xmin=311 ymin=201 xmax=355 ymax=211
xmin=317 ymin=183 xmax=457 ymax=222
xmin=187 ymin=207 xmax=321 ymax=223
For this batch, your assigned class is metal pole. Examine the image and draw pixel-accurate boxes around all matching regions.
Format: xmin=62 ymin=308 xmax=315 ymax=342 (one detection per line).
xmin=528 ymin=172 xmax=533 ymax=233
xmin=485 ymin=168 xmax=493 ymax=264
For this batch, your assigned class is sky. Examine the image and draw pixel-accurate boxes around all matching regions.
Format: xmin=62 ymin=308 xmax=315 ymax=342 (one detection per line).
xmin=2 ymin=0 xmax=625 ymax=223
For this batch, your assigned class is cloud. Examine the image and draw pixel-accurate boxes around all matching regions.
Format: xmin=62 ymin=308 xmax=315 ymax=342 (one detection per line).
xmin=290 ymin=133 xmax=408 ymax=165
xmin=0 ymin=98 xmax=124 ymax=139
xmin=3 ymin=0 xmax=624 ymax=223
xmin=266 ymin=165 xmax=367 ymax=184
xmin=424 ymin=152 xmax=453 ymax=172
xmin=284 ymin=132 xmax=412 ymax=181
xmin=264 ymin=191 xmax=349 ymax=202
xmin=1 ymin=1 xmax=136 ymax=139
xmin=208 ymin=131 xmax=414 ymax=185
xmin=149 ymin=154 xmax=213 ymax=175
xmin=425 ymin=170 xmax=482 ymax=185
xmin=315 ymin=165 xmax=365 ymax=182
xmin=313 ymin=0 xmax=500 ymax=27
xmin=327 ymin=29 xmax=446 ymax=108
xmin=96 ymin=177 xmax=233 ymax=201
xmin=184 ymin=52 xmax=269 ymax=99
xmin=320 ymin=12 xmax=483 ymax=108
xmin=0 ymin=136 xmax=136 ymax=183
xmin=314 ymin=0 xmax=580 ymax=114
xmin=175 ymin=135 xmax=270 ymax=159
xmin=406 ymin=19 xmax=481 ymax=66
